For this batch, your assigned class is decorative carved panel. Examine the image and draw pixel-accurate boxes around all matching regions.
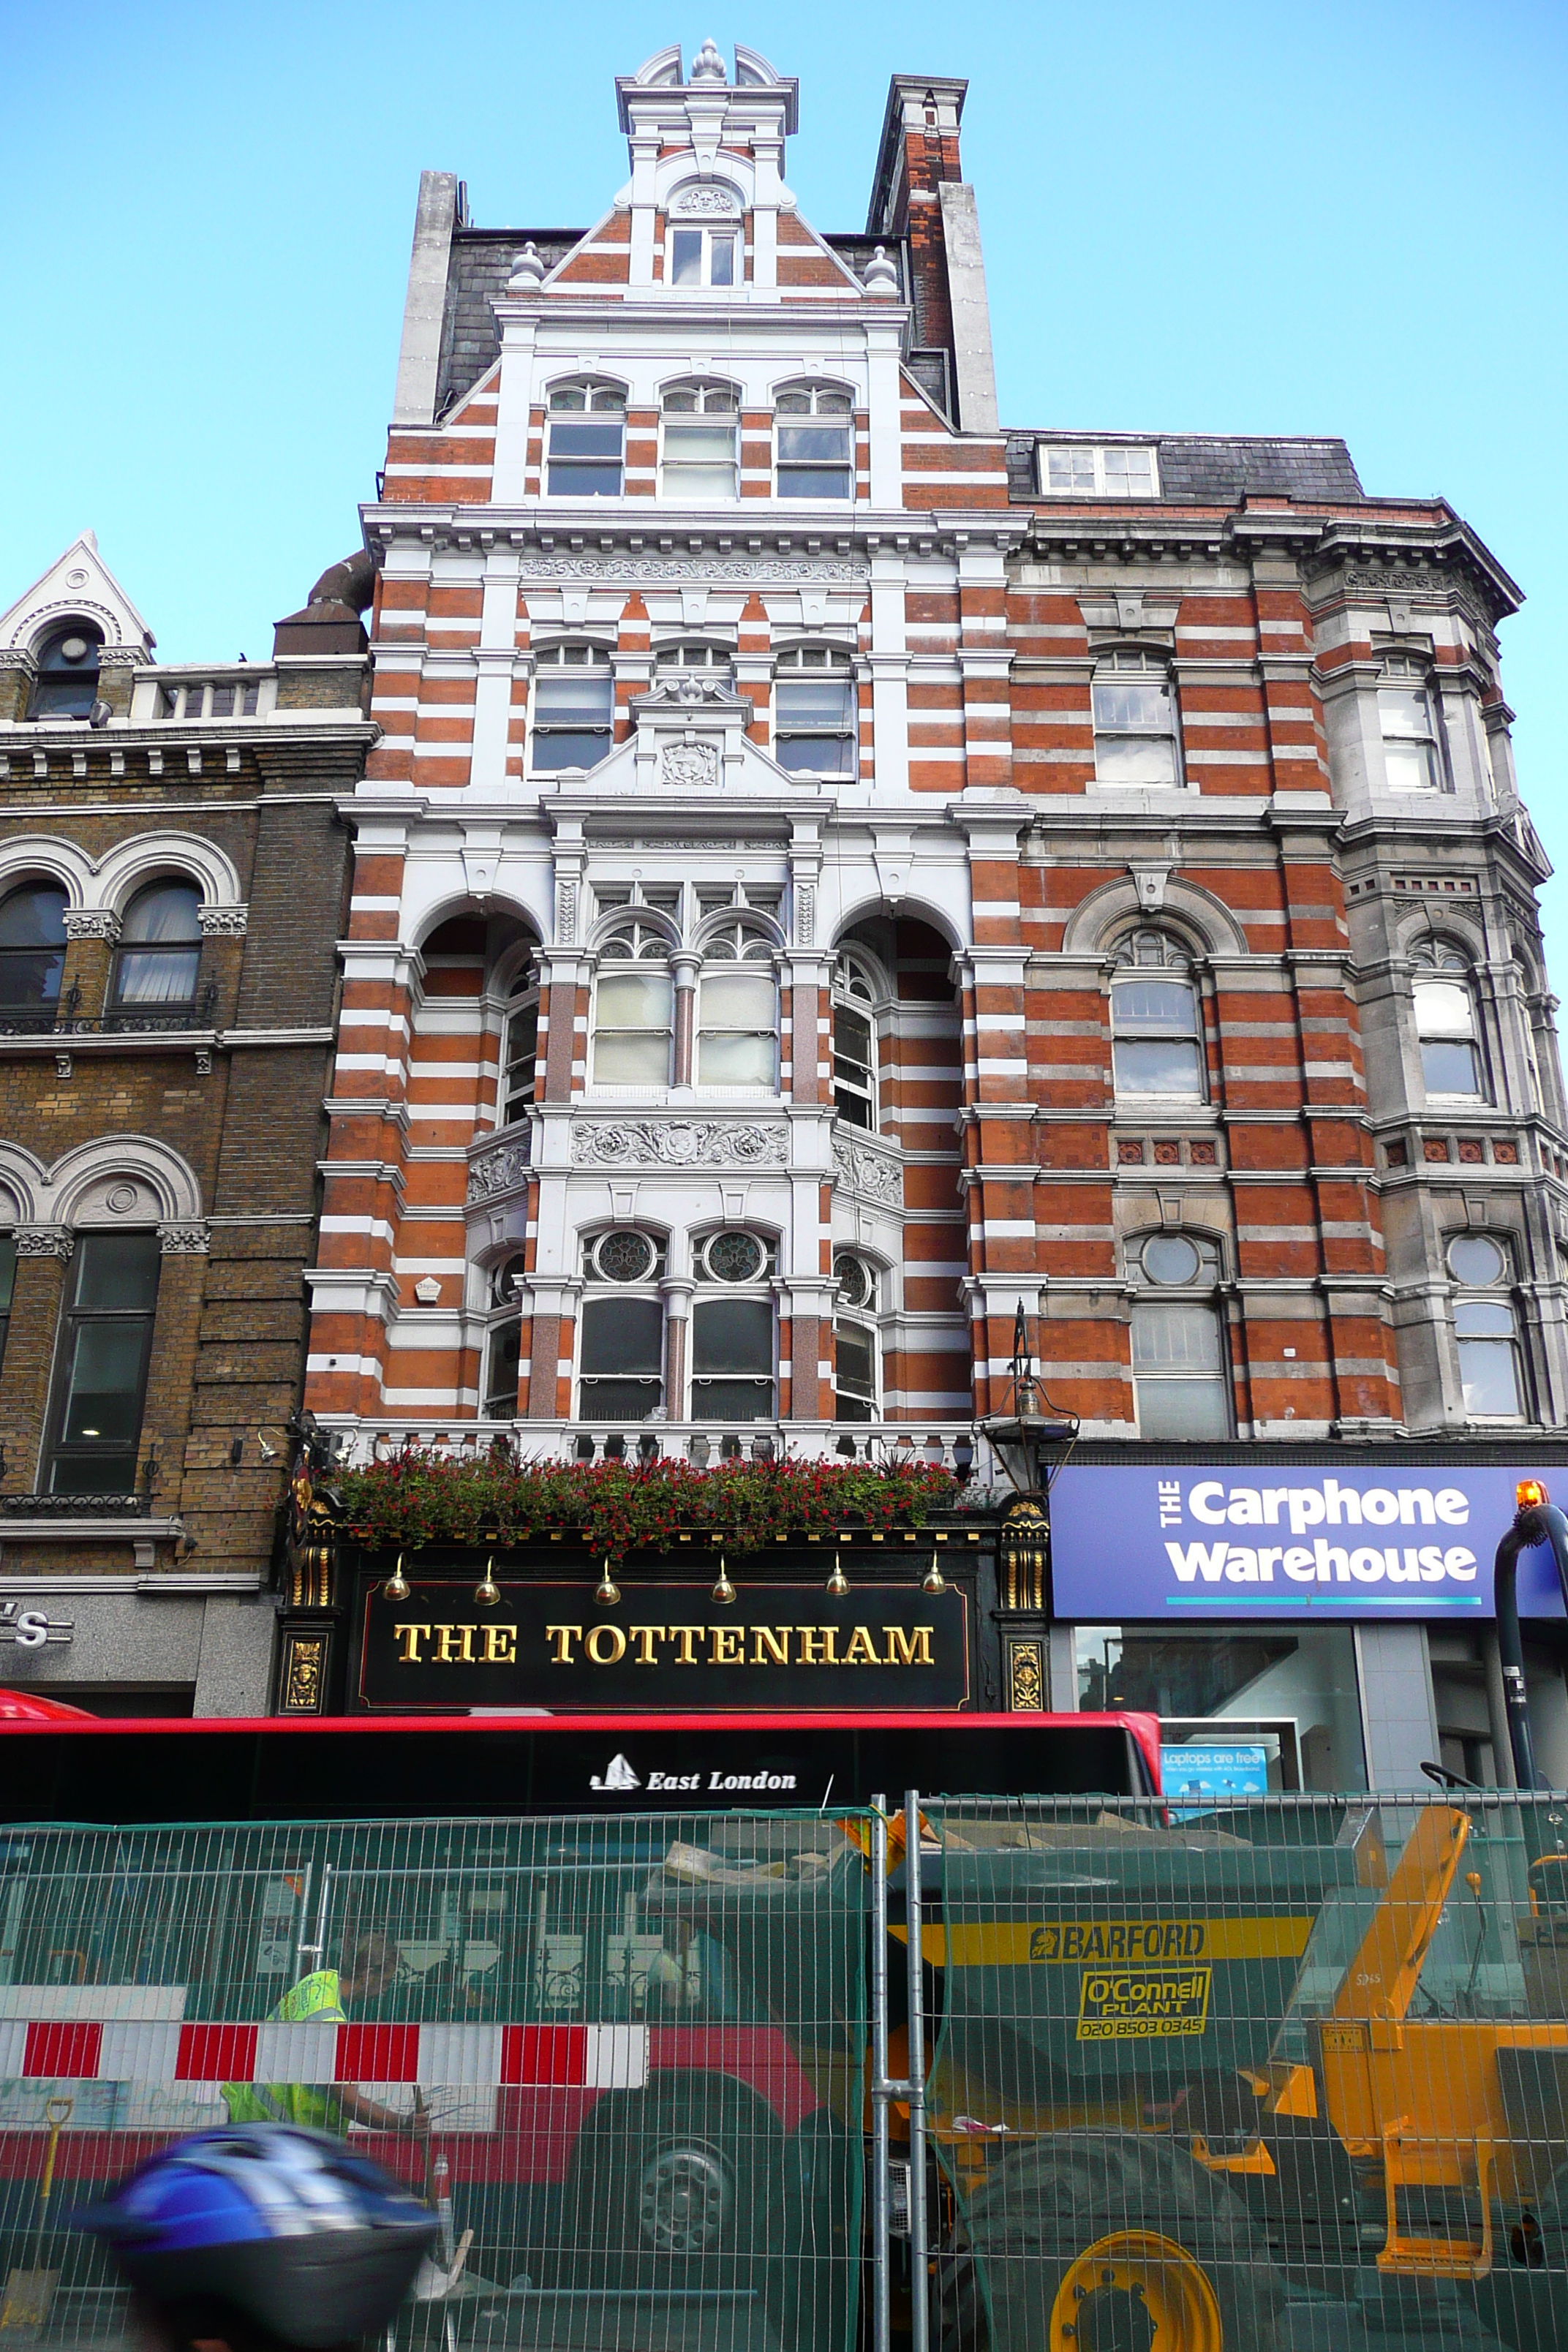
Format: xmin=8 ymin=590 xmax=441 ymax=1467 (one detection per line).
xmin=572 ymin=1120 xmax=788 ymax=1170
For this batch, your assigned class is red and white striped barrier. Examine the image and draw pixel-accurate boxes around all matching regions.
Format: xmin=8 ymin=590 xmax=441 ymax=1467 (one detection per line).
xmin=0 ymin=2016 xmax=647 ymax=2093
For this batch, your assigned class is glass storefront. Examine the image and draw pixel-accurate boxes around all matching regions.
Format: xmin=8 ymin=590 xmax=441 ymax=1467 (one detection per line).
xmin=1074 ymin=1622 xmax=1368 ymax=1793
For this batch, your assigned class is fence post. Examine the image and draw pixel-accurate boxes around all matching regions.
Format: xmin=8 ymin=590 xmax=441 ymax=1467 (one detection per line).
xmin=870 ymin=1795 xmax=891 ymax=2352
xmin=905 ymin=1790 xmax=928 ymax=2352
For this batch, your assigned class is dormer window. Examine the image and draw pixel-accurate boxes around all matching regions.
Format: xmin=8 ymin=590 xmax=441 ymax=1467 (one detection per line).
xmin=546 ymin=382 xmax=625 ymax=497
xmin=660 ymin=382 xmax=739 ymax=501
xmin=668 ymin=225 xmax=737 ymax=287
xmin=776 ymin=386 xmax=854 ymax=500
xmin=1039 ymin=444 xmax=1158 ymax=498
xmin=29 ymin=624 xmax=103 ymax=719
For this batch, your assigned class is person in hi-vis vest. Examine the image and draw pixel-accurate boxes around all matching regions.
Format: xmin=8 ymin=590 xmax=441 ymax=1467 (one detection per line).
xmin=224 ymin=1930 xmax=428 ymax=2136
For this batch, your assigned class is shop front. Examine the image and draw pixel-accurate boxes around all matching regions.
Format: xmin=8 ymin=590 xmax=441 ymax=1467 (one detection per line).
xmin=1047 ymin=1450 xmax=1568 ymax=1794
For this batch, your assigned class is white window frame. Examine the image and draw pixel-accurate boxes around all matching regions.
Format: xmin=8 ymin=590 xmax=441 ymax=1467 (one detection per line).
xmin=1092 ymin=650 xmax=1183 ymax=790
xmin=1448 ymin=1235 xmax=1525 ymax=1421
xmin=774 ymin=384 xmax=855 ymax=501
xmin=695 ymin=917 xmax=778 ymax=1089
xmin=591 ymin=921 xmax=674 ymax=1088
xmin=1378 ymin=656 xmax=1443 ymax=794
xmin=497 ymin=960 xmax=540 ymax=1129
xmin=1038 ymin=443 xmax=1160 ymax=498
xmin=831 ymin=951 xmax=881 ymax=1132
xmin=1128 ymin=1231 xmax=1232 ymax=1440
xmin=832 ymin=1251 xmax=880 ymax=1422
xmin=659 ymin=382 xmax=740 ymax=502
xmin=529 ymin=644 xmax=614 ymax=774
xmin=665 ymin=223 xmax=739 ymax=287
xmin=688 ymin=1230 xmax=777 ymax=1422
xmin=774 ymin=645 xmax=857 ymax=775
xmin=1111 ymin=932 xmax=1205 ymax=1102
xmin=1411 ymin=945 xmax=1485 ymax=1103
xmin=544 ymin=380 xmax=626 ymax=498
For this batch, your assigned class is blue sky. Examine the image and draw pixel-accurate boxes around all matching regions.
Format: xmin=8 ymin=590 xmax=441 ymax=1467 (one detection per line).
xmin=2 ymin=1 xmax=1564 ymax=947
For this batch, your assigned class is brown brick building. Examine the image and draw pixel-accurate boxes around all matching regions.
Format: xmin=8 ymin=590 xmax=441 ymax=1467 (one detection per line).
xmin=0 ymin=533 xmax=372 ymax=1712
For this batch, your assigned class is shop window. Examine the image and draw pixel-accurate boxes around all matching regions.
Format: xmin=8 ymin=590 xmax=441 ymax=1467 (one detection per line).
xmin=831 ymin=951 xmax=880 ymax=1131
xmin=1112 ymin=931 xmax=1203 ymax=1098
xmin=1412 ymin=944 xmax=1484 ymax=1100
xmin=0 ymin=882 xmax=67 ymax=1009
xmin=833 ymin=1251 xmax=878 ymax=1422
xmin=774 ymin=647 xmax=856 ymax=774
xmin=499 ymin=961 xmax=539 ymax=1126
xmin=545 ymin=381 xmax=625 ymax=496
xmin=1093 ymin=650 xmax=1180 ymax=787
xmin=660 ymin=382 xmax=739 ymax=500
xmin=0 ymin=1232 xmax=14 ymax=1378
xmin=1074 ymin=1622 xmax=1367 ymax=1793
xmin=43 ymin=1232 xmax=161 ymax=1496
xmin=667 ymin=225 xmax=738 ymax=287
xmin=1379 ymin=655 xmax=1441 ymax=793
xmin=696 ymin=917 xmax=776 ymax=1086
xmin=532 ymin=645 xmax=614 ymax=772
xmin=578 ymin=1229 xmax=667 ymax=1421
xmin=111 ymin=881 xmax=202 ymax=1011
xmin=592 ymin=921 xmax=674 ymax=1085
xmin=29 ymin=624 xmax=103 ymax=719
xmin=1448 ymin=1232 xmax=1523 ymax=1419
xmin=775 ymin=385 xmax=854 ymax=500
xmin=1130 ymin=1229 xmax=1230 ymax=1439
xmin=691 ymin=1229 xmax=775 ymax=1420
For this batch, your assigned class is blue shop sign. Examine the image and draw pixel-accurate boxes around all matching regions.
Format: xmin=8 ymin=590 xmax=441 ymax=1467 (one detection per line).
xmin=1049 ymin=1464 xmax=1567 ymax=1621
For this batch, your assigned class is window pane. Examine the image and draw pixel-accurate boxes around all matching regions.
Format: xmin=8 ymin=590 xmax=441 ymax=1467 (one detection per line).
xmin=1455 ymin=1301 xmax=1515 ymax=1339
xmin=1114 ymin=979 xmax=1196 ymax=1035
xmin=123 ymin=884 xmax=201 ymax=944
xmin=698 ymin=1032 xmax=774 ymax=1084
xmin=581 ymin=1297 xmax=663 ymax=1376
xmin=536 ymin=673 xmax=613 ymax=724
xmin=1384 ymin=739 xmax=1436 ymax=792
xmin=670 ymin=229 xmax=702 ymax=284
xmin=532 ymin=728 xmax=611 ymax=771
xmin=701 ymin=972 xmax=774 ymax=1026
xmin=61 ymin=1323 xmax=150 ymax=1445
xmin=1046 ymin=448 xmax=1096 ymax=491
xmin=1096 ymin=733 xmax=1178 ymax=786
xmin=834 ymin=1006 xmax=872 ymax=1067
xmin=1104 ymin=448 xmax=1155 ymax=494
xmin=1137 ymin=1376 xmax=1232 ymax=1440
xmin=0 ymin=1235 xmax=15 ymax=1317
xmin=1421 ymin=1038 xmax=1481 ymax=1096
xmin=1115 ymin=1037 xmax=1203 ymax=1094
xmin=777 ymin=467 xmax=852 ymax=500
xmin=778 ymin=424 xmax=851 ymax=461
xmin=549 ymin=421 xmax=624 ymax=459
xmin=483 ymin=1323 xmax=521 ymax=1419
xmin=0 ymin=944 xmax=64 ymax=1008
xmin=1458 ymin=1338 xmax=1520 ymax=1417
xmin=777 ymin=678 xmax=854 ymax=729
xmin=693 ymin=1297 xmax=773 ymax=1374
xmin=593 ymin=1030 xmax=670 ymax=1083
xmin=114 ymin=945 xmax=202 ymax=1006
xmin=1093 ymin=682 xmax=1170 ymax=731
xmin=835 ymin=1322 xmax=875 ymax=1401
xmin=1450 ymin=1235 xmax=1506 ymax=1286
xmin=777 ymin=736 xmax=853 ymax=774
xmin=709 ymin=234 xmax=736 ymax=286
xmin=581 ymin=1377 xmax=663 ymax=1418
xmin=1379 ymin=688 xmax=1431 ymax=739
xmin=1414 ymin=981 xmax=1474 ymax=1039
xmin=0 ymin=887 xmax=68 ymax=949
xmin=834 ymin=1087 xmax=873 ymax=1128
xmin=598 ymin=971 xmax=672 ymax=1027
xmin=690 ymin=1377 xmax=772 ymax=1420
xmin=1132 ymin=1301 xmax=1223 ymax=1372
xmin=666 ymin=423 xmax=737 ymax=464
xmin=75 ymin=1233 xmax=161 ymax=1311
xmin=665 ymin=465 xmax=736 ymax=500
xmin=546 ymin=461 xmax=622 ymax=497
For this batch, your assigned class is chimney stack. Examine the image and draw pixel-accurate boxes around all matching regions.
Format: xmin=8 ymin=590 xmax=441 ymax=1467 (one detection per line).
xmin=867 ymin=75 xmax=998 ymax=434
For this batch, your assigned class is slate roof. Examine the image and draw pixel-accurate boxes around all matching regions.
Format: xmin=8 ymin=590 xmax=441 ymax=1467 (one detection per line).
xmin=1008 ymin=431 xmax=1364 ymax=505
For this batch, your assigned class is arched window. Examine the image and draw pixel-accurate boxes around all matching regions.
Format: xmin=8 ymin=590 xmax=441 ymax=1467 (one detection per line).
xmin=1379 ymin=655 xmax=1441 ymax=794
xmin=691 ymin=1230 xmax=776 ymax=1421
xmin=832 ymin=951 xmax=880 ymax=1130
xmin=1129 ymin=1230 xmax=1231 ymax=1439
xmin=654 ymin=641 xmax=735 ymax=687
xmin=774 ymin=647 xmax=856 ymax=774
xmin=697 ymin=916 xmax=776 ymax=1085
xmin=1093 ymin=651 xmax=1180 ymax=787
xmin=29 ymin=624 xmax=103 ymax=720
xmin=592 ymin=921 xmax=674 ymax=1084
xmin=0 ymin=882 xmax=68 ymax=1009
xmin=578 ymin=1228 xmax=667 ymax=1420
xmin=833 ymin=1250 xmax=879 ymax=1422
xmin=499 ymin=959 xmax=540 ymax=1127
xmin=111 ymin=881 xmax=203 ymax=1011
xmin=1448 ymin=1233 xmax=1523 ymax=1420
xmin=1112 ymin=932 xmax=1203 ymax=1098
xmin=1411 ymin=943 xmax=1484 ymax=1099
xmin=532 ymin=644 xmax=614 ymax=771
xmin=660 ymin=382 xmax=739 ymax=500
xmin=775 ymin=385 xmax=853 ymax=500
xmin=546 ymin=381 xmax=626 ymax=497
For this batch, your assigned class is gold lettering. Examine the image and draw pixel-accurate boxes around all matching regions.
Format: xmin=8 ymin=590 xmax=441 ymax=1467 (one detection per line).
xmin=709 ymin=1626 xmax=743 ymax=1667
xmin=546 ymin=1624 xmax=584 ymax=1665
xmin=434 ymin=1624 xmax=474 ymax=1664
xmin=586 ymin=1623 xmax=627 ymax=1666
xmin=394 ymin=1623 xmax=432 ymax=1665
xmin=796 ymin=1627 xmax=829 ymax=1665
xmin=669 ymin=1626 xmax=704 ymax=1665
xmin=630 ymin=1625 xmax=666 ymax=1666
xmin=480 ymin=1624 xmax=516 ymax=1665
xmin=751 ymin=1626 xmax=789 ymax=1667
xmin=843 ymin=1625 xmax=881 ymax=1667
xmin=885 ymin=1625 xmax=935 ymax=1667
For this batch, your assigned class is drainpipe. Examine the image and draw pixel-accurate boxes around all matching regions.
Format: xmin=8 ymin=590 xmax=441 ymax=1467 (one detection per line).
xmin=1493 ymin=1486 xmax=1568 ymax=1787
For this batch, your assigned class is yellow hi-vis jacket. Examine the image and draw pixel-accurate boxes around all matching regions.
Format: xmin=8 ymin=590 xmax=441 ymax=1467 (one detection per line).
xmin=222 ymin=1969 xmax=346 ymax=2131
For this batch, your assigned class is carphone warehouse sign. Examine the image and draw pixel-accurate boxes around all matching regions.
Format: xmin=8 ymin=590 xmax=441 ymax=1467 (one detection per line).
xmin=1049 ymin=1466 xmax=1567 ymax=1620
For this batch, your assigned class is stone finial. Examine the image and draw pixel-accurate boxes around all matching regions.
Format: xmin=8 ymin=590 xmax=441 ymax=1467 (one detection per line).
xmin=690 ymin=37 xmax=726 ymax=83
xmin=507 ymin=242 xmax=546 ymax=292
xmin=862 ymin=244 xmax=900 ymax=295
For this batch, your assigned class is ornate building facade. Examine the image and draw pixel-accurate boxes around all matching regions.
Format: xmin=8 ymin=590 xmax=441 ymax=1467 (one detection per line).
xmin=299 ymin=44 xmax=1568 ymax=1782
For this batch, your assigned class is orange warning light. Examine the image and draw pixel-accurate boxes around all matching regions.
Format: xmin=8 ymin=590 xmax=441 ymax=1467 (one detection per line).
xmin=1518 ymin=1478 xmax=1550 ymax=1510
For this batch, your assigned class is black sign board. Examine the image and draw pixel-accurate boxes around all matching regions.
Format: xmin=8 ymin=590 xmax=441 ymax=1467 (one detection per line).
xmin=358 ymin=1580 xmax=970 ymax=1712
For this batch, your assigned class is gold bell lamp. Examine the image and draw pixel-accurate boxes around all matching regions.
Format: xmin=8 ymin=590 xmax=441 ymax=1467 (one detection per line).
xmin=595 ymin=1557 xmax=621 ymax=1607
xmin=712 ymin=1555 xmax=736 ymax=1605
xmin=474 ymin=1556 xmax=501 ymax=1607
xmin=825 ymin=1551 xmax=851 ymax=1599
xmin=382 ymin=1553 xmax=410 ymax=1601
xmin=921 ymin=1550 xmax=946 ymax=1594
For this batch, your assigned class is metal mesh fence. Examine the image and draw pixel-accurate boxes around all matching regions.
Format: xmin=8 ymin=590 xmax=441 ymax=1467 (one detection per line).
xmin=0 ymin=1812 xmax=867 ymax=2352
xmin=919 ymin=1790 xmax=1568 ymax=2352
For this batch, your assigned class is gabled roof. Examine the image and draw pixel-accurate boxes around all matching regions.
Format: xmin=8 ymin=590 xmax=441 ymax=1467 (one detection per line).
xmin=0 ymin=532 xmax=154 ymax=657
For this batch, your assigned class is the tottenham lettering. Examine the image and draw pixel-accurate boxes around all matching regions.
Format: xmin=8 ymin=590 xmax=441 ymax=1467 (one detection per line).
xmin=1049 ymin=1464 xmax=1568 ymax=1621
xmin=358 ymin=1579 xmax=970 ymax=1710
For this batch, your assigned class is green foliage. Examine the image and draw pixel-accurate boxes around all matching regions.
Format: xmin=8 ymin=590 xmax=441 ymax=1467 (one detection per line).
xmin=337 ymin=1450 xmax=957 ymax=1560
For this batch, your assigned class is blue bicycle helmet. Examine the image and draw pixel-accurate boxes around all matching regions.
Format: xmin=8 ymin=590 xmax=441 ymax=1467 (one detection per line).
xmin=78 ymin=2126 xmax=438 ymax=2348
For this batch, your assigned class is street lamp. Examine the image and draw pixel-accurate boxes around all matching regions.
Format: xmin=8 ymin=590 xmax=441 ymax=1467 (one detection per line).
xmin=981 ymin=1303 xmax=1078 ymax=1498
